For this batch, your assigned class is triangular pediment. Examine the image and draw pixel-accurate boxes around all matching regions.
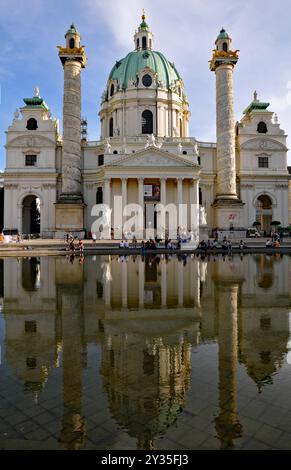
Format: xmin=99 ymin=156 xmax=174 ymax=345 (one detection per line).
xmin=106 ymin=147 xmax=197 ymax=168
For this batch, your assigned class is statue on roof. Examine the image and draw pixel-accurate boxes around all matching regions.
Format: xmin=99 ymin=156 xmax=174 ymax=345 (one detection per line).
xmin=34 ymin=85 xmax=40 ymax=98
xmin=145 ymin=134 xmax=157 ymax=148
xmin=254 ymin=90 xmax=258 ymax=101
xmin=13 ymin=108 xmax=20 ymax=121
xmin=193 ymin=138 xmax=199 ymax=156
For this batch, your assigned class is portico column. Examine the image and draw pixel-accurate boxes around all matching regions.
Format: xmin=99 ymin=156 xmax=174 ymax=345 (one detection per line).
xmin=177 ymin=177 xmax=184 ymax=231
xmin=160 ymin=178 xmax=166 ymax=205
xmin=121 ymin=178 xmax=127 ymax=236
xmin=138 ymin=177 xmax=144 ymax=238
xmin=159 ymin=177 xmax=167 ymax=238
xmin=104 ymin=178 xmax=111 ymax=207
xmin=192 ymin=178 xmax=199 ymax=232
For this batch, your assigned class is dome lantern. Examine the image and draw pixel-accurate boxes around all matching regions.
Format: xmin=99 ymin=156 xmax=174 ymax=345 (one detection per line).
xmin=134 ymin=10 xmax=154 ymax=51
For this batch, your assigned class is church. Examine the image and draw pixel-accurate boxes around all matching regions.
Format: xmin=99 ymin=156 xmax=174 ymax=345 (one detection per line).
xmin=3 ymin=13 xmax=290 ymax=239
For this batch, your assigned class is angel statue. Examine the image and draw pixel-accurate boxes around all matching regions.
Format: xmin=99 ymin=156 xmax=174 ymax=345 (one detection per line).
xmin=13 ymin=109 xmax=20 ymax=121
xmin=34 ymin=85 xmax=40 ymax=98
xmin=104 ymin=138 xmax=112 ymax=154
xmin=193 ymin=138 xmax=199 ymax=156
xmin=145 ymin=134 xmax=157 ymax=149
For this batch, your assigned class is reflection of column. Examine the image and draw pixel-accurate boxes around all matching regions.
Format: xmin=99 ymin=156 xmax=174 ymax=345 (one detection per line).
xmin=139 ymin=258 xmax=144 ymax=308
xmin=122 ymin=261 xmax=128 ymax=308
xmin=59 ymin=282 xmax=85 ymax=449
xmin=178 ymin=260 xmax=184 ymax=307
xmin=214 ymin=281 xmax=242 ymax=449
xmin=192 ymin=258 xmax=200 ymax=308
xmin=138 ymin=178 xmax=144 ymax=238
xmin=161 ymin=259 xmax=167 ymax=307
xmin=104 ymin=260 xmax=111 ymax=308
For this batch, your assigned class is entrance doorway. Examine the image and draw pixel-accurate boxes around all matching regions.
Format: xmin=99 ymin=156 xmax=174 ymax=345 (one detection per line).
xmin=22 ymin=195 xmax=40 ymax=236
xmin=255 ymin=195 xmax=273 ymax=235
xmin=145 ymin=203 xmax=157 ymax=232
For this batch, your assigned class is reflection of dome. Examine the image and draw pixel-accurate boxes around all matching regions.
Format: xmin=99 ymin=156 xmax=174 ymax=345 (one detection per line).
xmin=108 ymin=50 xmax=181 ymax=90
xmin=100 ymin=319 xmax=197 ymax=449
xmin=240 ymin=327 xmax=288 ymax=392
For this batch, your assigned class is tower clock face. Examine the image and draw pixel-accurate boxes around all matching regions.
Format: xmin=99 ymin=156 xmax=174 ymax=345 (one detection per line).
xmin=142 ymin=74 xmax=152 ymax=87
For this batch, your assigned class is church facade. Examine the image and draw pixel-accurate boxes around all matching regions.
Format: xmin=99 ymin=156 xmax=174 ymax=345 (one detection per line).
xmin=3 ymin=15 xmax=290 ymax=238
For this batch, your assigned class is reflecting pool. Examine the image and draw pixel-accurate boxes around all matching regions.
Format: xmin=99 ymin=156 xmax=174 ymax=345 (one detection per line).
xmin=0 ymin=253 xmax=291 ymax=450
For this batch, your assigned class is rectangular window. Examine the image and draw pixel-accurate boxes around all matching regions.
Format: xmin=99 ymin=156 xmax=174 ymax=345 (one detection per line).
xmin=98 ymin=154 xmax=104 ymax=166
xmin=258 ymin=156 xmax=269 ymax=168
xmin=25 ymin=155 xmax=37 ymax=166
xmin=25 ymin=320 xmax=37 ymax=333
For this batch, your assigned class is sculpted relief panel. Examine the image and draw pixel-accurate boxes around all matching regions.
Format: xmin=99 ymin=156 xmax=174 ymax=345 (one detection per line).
xmin=7 ymin=135 xmax=56 ymax=148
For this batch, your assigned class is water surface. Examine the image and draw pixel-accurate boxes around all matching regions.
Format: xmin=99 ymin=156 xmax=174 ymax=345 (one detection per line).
xmin=0 ymin=253 xmax=291 ymax=450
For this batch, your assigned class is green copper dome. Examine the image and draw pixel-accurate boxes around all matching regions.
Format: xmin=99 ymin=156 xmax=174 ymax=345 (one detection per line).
xmin=65 ymin=23 xmax=79 ymax=37
xmin=217 ymin=28 xmax=229 ymax=40
xmin=108 ymin=50 xmax=181 ymax=90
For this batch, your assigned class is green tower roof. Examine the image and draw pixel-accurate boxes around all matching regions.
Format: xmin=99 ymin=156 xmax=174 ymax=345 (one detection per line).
xmin=243 ymin=92 xmax=270 ymax=115
xmin=65 ymin=23 xmax=79 ymax=36
xmin=217 ymin=28 xmax=229 ymax=40
xmin=23 ymin=96 xmax=48 ymax=110
xmin=108 ymin=49 xmax=181 ymax=90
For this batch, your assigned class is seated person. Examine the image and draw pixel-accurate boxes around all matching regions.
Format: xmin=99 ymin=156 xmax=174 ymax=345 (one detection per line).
xmin=124 ymin=241 xmax=129 ymax=248
xmin=273 ymin=240 xmax=280 ymax=248
xmin=239 ymin=240 xmax=245 ymax=250
xmin=265 ymin=239 xmax=272 ymax=248
xmin=199 ymin=240 xmax=207 ymax=250
xmin=119 ymin=240 xmax=124 ymax=248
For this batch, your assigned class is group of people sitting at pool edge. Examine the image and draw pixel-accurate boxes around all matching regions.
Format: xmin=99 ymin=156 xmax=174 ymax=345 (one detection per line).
xmin=64 ymin=233 xmax=84 ymax=253
xmin=119 ymin=235 xmax=179 ymax=250
xmin=265 ymin=231 xmax=283 ymax=248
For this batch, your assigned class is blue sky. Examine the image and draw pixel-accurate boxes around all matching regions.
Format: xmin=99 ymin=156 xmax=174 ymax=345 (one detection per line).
xmin=1 ymin=0 xmax=291 ymax=169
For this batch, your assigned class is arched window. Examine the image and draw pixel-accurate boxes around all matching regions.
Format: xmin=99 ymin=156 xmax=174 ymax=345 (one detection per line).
xmin=26 ymin=118 xmax=38 ymax=130
xmin=142 ymin=36 xmax=147 ymax=49
xmin=137 ymin=38 xmax=140 ymax=49
xmin=110 ymin=84 xmax=114 ymax=97
xmin=69 ymin=38 xmax=75 ymax=49
xmin=222 ymin=42 xmax=228 ymax=52
xmin=257 ymin=121 xmax=268 ymax=134
xmin=113 ymin=150 xmax=118 ymax=154
xmin=109 ymin=117 xmax=114 ymax=137
xmin=182 ymin=150 xmax=187 ymax=155
xmin=96 ymin=187 xmax=103 ymax=204
xmin=142 ymin=110 xmax=153 ymax=134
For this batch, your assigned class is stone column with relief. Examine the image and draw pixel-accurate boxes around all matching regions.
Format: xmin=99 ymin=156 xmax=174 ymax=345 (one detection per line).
xmin=210 ymin=29 xmax=243 ymax=229
xmin=55 ymin=24 xmax=87 ymax=235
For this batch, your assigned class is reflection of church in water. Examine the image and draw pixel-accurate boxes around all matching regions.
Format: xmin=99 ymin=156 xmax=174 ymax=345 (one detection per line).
xmin=1 ymin=253 xmax=291 ymax=449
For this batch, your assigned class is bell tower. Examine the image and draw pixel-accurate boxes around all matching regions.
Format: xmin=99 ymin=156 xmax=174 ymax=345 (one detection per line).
xmin=55 ymin=24 xmax=87 ymax=235
xmin=134 ymin=10 xmax=154 ymax=51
